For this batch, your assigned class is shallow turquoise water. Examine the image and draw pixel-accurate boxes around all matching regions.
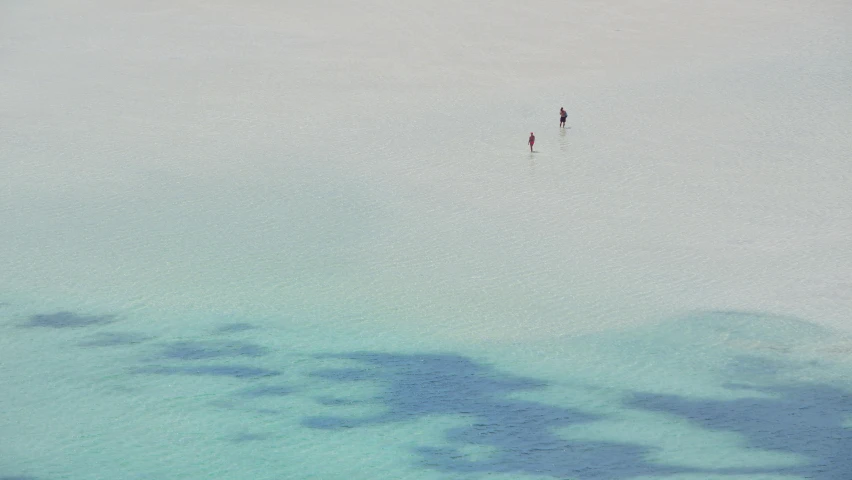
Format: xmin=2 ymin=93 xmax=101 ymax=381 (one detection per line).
xmin=3 ymin=2 xmax=852 ymax=479
xmin=3 ymin=78 xmax=851 ymax=476
xmin=2 ymin=300 xmax=850 ymax=479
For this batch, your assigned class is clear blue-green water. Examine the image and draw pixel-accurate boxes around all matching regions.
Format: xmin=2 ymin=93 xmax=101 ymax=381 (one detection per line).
xmin=2 ymin=303 xmax=851 ymax=479
xmin=2 ymin=1 xmax=852 ymax=479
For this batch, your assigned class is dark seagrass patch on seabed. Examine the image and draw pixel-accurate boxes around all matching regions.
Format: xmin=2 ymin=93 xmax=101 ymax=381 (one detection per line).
xmin=78 ymin=331 xmax=154 ymax=347
xmin=21 ymin=311 xmax=116 ymax=328
xmin=237 ymin=384 xmax=293 ymax=397
xmin=132 ymin=364 xmax=281 ymax=379
xmin=301 ymin=352 xmax=683 ymax=479
xmin=152 ymin=340 xmax=269 ymax=361
xmin=627 ymin=361 xmax=852 ymax=479
xmin=214 ymin=323 xmax=259 ymax=334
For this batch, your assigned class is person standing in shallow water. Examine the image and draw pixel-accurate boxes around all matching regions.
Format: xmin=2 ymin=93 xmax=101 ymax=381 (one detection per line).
xmin=528 ymin=132 xmax=535 ymax=152
xmin=560 ymin=107 xmax=567 ymax=128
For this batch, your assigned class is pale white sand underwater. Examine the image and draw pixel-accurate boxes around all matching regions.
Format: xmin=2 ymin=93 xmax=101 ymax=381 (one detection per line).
xmin=1 ymin=1 xmax=851 ymax=479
